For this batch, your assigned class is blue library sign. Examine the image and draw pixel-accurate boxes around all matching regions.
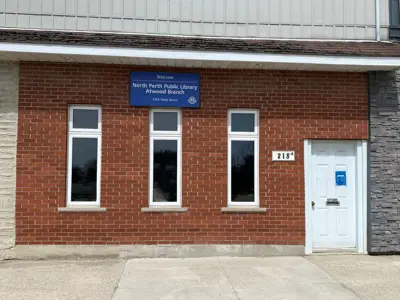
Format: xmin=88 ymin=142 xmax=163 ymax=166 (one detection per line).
xmin=335 ymin=171 xmax=347 ymax=186
xmin=130 ymin=72 xmax=200 ymax=108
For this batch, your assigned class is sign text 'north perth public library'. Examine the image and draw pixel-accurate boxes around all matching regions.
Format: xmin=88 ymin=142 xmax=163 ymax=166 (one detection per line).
xmin=130 ymin=72 xmax=200 ymax=108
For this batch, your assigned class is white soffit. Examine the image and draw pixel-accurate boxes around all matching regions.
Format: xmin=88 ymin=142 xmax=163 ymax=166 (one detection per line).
xmin=0 ymin=42 xmax=399 ymax=72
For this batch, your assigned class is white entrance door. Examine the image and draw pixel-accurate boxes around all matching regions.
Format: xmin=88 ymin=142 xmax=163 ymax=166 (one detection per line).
xmin=311 ymin=141 xmax=357 ymax=250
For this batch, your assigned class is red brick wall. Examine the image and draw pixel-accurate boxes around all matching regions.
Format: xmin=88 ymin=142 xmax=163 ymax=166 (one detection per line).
xmin=16 ymin=62 xmax=368 ymax=245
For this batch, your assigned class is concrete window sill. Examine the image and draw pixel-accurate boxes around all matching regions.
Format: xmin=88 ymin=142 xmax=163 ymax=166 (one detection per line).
xmin=58 ymin=207 xmax=107 ymax=212
xmin=141 ymin=207 xmax=188 ymax=213
xmin=221 ymin=207 xmax=267 ymax=213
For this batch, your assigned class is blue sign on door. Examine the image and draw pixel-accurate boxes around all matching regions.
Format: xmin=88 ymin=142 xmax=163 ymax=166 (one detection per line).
xmin=130 ymin=72 xmax=200 ymax=108
xmin=335 ymin=171 xmax=347 ymax=186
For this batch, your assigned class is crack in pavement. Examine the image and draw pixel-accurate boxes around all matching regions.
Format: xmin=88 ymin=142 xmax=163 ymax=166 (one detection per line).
xmin=111 ymin=259 xmax=128 ymax=300
xmin=218 ymin=258 xmax=241 ymax=300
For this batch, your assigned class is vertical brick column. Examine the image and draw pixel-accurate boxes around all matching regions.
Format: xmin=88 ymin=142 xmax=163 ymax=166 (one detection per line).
xmin=369 ymin=71 xmax=400 ymax=253
xmin=0 ymin=63 xmax=18 ymax=260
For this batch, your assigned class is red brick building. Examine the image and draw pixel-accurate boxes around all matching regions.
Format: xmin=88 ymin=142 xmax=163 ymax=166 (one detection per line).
xmin=16 ymin=59 xmax=367 ymax=246
xmin=2 ymin=30 xmax=400 ymax=258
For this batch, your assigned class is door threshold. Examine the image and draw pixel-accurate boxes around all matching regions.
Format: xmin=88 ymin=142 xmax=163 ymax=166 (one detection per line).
xmin=312 ymin=248 xmax=360 ymax=255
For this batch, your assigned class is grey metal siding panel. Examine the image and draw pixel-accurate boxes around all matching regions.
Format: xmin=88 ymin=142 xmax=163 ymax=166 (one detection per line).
xmin=0 ymin=0 xmax=389 ymax=40
xmin=380 ymin=0 xmax=390 ymax=40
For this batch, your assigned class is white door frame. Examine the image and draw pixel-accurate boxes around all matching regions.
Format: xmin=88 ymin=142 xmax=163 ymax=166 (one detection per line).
xmin=304 ymin=139 xmax=368 ymax=255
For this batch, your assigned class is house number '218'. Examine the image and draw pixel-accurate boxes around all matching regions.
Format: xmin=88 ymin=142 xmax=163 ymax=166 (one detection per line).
xmin=272 ymin=151 xmax=295 ymax=161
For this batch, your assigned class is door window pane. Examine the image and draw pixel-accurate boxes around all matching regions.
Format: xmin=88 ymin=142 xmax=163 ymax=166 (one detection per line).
xmin=153 ymin=112 xmax=178 ymax=131
xmin=73 ymin=109 xmax=99 ymax=129
xmin=71 ymin=138 xmax=98 ymax=202
xmin=231 ymin=113 xmax=255 ymax=132
xmin=153 ymin=140 xmax=178 ymax=202
xmin=231 ymin=140 xmax=255 ymax=202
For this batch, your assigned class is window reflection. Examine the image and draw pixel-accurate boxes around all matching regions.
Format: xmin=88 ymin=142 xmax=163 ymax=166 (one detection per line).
xmin=153 ymin=140 xmax=178 ymax=202
xmin=71 ymin=138 xmax=98 ymax=202
xmin=153 ymin=112 xmax=178 ymax=131
xmin=231 ymin=113 xmax=255 ymax=132
xmin=73 ymin=109 xmax=99 ymax=129
xmin=231 ymin=141 xmax=255 ymax=202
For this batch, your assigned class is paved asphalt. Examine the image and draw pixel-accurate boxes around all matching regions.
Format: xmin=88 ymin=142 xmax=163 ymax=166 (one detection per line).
xmin=0 ymin=255 xmax=399 ymax=299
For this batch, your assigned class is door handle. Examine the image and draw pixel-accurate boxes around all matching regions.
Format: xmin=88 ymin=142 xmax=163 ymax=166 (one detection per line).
xmin=311 ymin=201 xmax=315 ymax=208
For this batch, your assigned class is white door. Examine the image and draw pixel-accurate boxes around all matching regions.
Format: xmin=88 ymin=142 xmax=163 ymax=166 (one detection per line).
xmin=311 ymin=141 xmax=357 ymax=250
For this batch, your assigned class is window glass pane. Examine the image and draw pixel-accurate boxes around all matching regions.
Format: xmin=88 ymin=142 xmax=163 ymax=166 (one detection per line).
xmin=73 ymin=109 xmax=99 ymax=129
xmin=231 ymin=113 xmax=255 ymax=132
xmin=153 ymin=112 xmax=178 ymax=131
xmin=153 ymin=140 xmax=178 ymax=202
xmin=231 ymin=140 xmax=255 ymax=202
xmin=71 ymin=138 xmax=98 ymax=202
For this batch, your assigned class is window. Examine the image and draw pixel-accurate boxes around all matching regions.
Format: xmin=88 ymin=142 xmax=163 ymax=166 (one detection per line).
xmin=149 ymin=109 xmax=182 ymax=206
xmin=228 ymin=110 xmax=259 ymax=206
xmin=390 ymin=0 xmax=400 ymax=38
xmin=67 ymin=106 xmax=102 ymax=206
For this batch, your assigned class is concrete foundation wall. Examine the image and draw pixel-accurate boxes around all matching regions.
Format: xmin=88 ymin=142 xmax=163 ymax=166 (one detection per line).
xmin=369 ymin=70 xmax=400 ymax=253
xmin=0 ymin=63 xmax=18 ymax=260
xmin=10 ymin=245 xmax=304 ymax=260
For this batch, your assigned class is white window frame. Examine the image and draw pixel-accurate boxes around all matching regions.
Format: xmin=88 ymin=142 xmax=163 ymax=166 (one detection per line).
xmin=228 ymin=109 xmax=259 ymax=207
xmin=149 ymin=108 xmax=182 ymax=207
xmin=67 ymin=105 xmax=102 ymax=207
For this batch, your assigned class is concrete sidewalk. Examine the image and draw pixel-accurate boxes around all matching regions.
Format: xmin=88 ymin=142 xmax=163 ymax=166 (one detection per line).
xmin=308 ymin=255 xmax=400 ymax=300
xmin=0 ymin=259 xmax=125 ymax=300
xmin=0 ymin=255 xmax=398 ymax=299
xmin=112 ymin=257 xmax=361 ymax=300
